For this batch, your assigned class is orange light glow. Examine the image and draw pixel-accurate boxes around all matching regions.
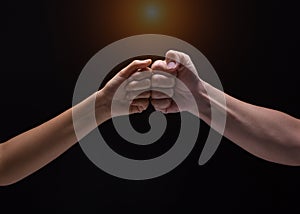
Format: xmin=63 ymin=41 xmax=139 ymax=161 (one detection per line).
xmin=137 ymin=1 xmax=166 ymax=26
xmin=72 ymin=1 xmax=219 ymax=50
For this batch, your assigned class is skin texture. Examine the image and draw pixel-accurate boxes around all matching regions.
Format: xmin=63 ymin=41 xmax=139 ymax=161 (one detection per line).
xmin=1 ymin=50 xmax=300 ymax=185
xmin=149 ymin=50 xmax=300 ymax=166
xmin=0 ymin=59 xmax=152 ymax=186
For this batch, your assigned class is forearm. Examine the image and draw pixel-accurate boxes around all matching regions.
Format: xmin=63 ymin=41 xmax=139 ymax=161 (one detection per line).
xmin=197 ymin=82 xmax=300 ymax=165
xmin=0 ymin=91 xmax=109 ymax=186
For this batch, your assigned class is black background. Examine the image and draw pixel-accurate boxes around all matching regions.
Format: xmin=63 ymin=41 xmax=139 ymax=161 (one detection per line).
xmin=1 ymin=0 xmax=300 ymax=213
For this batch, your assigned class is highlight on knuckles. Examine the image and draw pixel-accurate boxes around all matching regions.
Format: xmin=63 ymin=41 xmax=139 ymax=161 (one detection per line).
xmin=125 ymin=69 xmax=176 ymax=102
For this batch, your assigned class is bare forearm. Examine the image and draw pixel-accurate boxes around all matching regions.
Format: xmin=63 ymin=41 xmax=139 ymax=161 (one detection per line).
xmin=0 ymin=91 xmax=109 ymax=186
xmin=198 ymin=82 xmax=300 ymax=165
xmin=0 ymin=108 xmax=77 ymax=185
xmin=0 ymin=59 xmax=151 ymax=186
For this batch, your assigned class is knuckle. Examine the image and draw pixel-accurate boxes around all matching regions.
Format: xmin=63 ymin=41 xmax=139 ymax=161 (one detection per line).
xmin=151 ymin=60 xmax=164 ymax=69
xmin=132 ymin=59 xmax=139 ymax=64
xmin=131 ymin=60 xmax=140 ymax=67
xmin=151 ymin=74 xmax=175 ymax=88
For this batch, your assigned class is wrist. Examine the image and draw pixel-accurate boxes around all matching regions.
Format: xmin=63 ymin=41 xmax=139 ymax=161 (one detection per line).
xmin=95 ymin=90 xmax=112 ymax=124
xmin=190 ymin=80 xmax=211 ymax=120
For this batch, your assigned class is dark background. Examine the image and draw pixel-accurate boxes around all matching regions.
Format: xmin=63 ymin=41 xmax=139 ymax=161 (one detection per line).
xmin=1 ymin=0 xmax=300 ymax=213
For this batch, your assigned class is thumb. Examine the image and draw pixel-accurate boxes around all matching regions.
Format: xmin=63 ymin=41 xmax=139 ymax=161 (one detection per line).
xmin=166 ymin=50 xmax=198 ymax=76
xmin=165 ymin=50 xmax=192 ymax=69
xmin=118 ymin=59 xmax=152 ymax=79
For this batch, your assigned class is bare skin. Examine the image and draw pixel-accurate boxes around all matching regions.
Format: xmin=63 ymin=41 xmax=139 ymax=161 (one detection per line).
xmin=2 ymin=50 xmax=299 ymax=186
xmin=0 ymin=59 xmax=152 ymax=186
xmin=148 ymin=50 xmax=300 ymax=166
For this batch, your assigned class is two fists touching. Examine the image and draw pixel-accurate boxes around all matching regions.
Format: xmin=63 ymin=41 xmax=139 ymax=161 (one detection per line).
xmin=2 ymin=48 xmax=300 ymax=187
xmin=100 ymin=50 xmax=205 ymax=118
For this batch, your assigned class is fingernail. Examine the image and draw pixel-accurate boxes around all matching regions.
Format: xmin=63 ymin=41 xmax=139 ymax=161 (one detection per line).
xmin=167 ymin=61 xmax=177 ymax=69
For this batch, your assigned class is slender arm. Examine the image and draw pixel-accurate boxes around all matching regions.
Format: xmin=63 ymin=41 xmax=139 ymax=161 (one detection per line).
xmin=0 ymin=59 xmax=152 ymax=186
xmin=0 ymin=91 xmax=109 ymax=186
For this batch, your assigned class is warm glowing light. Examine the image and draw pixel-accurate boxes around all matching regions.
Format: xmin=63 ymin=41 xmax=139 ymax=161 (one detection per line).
xmin=87 ymin=1 xmax=212 ymax=44
xmin=138 ymin=1 xmax=166 ymax=26
xmin=144 ymin=4 xmax=160 ymax=21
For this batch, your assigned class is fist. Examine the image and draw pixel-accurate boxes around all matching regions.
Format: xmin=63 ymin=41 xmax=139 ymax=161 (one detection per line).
xmin=125 ymin=67 xmax=176 ymax=112
xmin=151 ymin=50 xmax=201 ymax=114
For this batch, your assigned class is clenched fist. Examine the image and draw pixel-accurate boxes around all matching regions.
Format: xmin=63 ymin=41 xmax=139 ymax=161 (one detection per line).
xmin=125 ymin=50 xmax=206 ymax=116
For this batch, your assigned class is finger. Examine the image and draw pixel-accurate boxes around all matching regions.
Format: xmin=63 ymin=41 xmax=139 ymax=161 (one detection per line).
xmin=125 ymin=79 xmax=151 ymax=91
xmin=131 ymin=98 xmax=149 ymax=110
xmin=153 ymin=107 xmax=167 ymax=114
xmin=165 ymin=50 xmax=190 ymax=68
xmin=165 ymin=50 xmax=199 ymax=76
xmin=151 ymin=73 xmax=176 ymax=88
xmin=118 ymin=59 xmax=152 ymax=78
xmin=129 ymin=99 xmax=149 ymax=114
xmin=128 ymin=68 xmax=152 ymax=81
xmin=165 ymin=103 xmax=179 ymax=113
xmin=129 ymin=105 xmax=141 ymax=114
xmin=151 ymin=89 xmax=174 ymax=99
xmin=126 ymin=91 xmax=151 ymax=100
xmin=154 ymin=101 xmax=179 ymax=114
xmin=151 ymin=60 xmax=168 ymax=70
xmin=151 ymin=59 xmax=177 ymax=76
xmin=151 ymin=98 xmax=172 ymax=109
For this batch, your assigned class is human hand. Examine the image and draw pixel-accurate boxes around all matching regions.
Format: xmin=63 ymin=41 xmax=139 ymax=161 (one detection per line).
xmin=97 ymin=59 xmax=152 ymax=118
xmin=150 ymin=50 xmax=206 ymax=116
xmin=125 ymin=64 xmax=176 ymax=112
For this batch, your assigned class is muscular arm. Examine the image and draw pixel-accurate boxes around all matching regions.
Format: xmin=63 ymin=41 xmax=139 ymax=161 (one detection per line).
xmin=198 ymin=81 xmax=300 ymax=166
xmin=151 ymin=50 xmax=300 ymax=166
